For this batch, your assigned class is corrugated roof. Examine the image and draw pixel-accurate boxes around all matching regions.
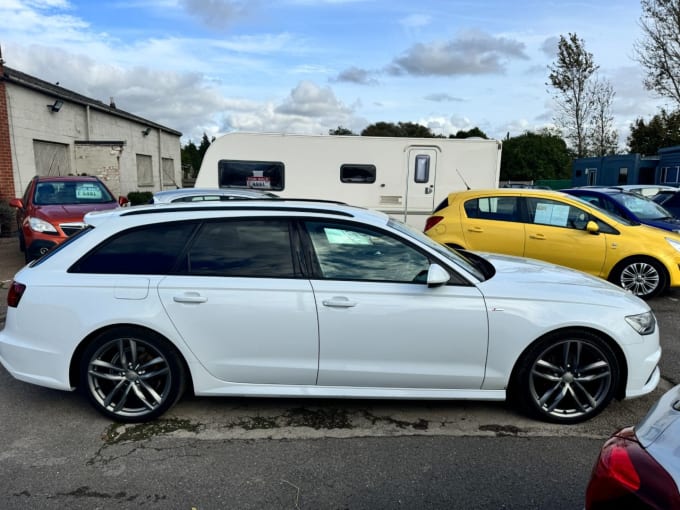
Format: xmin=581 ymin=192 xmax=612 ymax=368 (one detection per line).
xmin=1 ymin=65 xmax=182 ymax=136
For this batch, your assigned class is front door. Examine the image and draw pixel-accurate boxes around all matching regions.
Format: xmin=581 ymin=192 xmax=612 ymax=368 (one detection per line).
xmin=523 ymin=197 xmax=607 ymax=276
xmin=303 ymin=220 xmax=488 ymax=389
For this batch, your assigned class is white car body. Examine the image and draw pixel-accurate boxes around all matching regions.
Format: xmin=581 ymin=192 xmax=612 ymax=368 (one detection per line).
xmin=0 ymin=201 xmax=662 ymax=423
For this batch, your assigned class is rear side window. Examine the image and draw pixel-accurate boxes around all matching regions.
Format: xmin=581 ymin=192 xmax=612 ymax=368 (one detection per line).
xmin=180 ymin=219 xmax=297 ymax=278
xmin=464 ymin=197 xmax=519 ymax=222
xmin=218 ymin=160 xmax=284 ymax=191
xmin=71 ymin=222 xmax=196 ymax=274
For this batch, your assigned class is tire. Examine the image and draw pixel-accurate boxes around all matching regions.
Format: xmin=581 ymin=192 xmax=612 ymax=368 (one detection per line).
xmin=610 ymin=257 xmax=667 ymax=299
xmin=80 ymin=327 xmax=185 ymax=422
xmin=511 ymin=330 xmax=619 ymax=424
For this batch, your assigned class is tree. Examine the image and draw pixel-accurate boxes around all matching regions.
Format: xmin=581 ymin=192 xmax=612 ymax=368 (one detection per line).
xmin=590 ymin=78 xmax=619 ymax=156
xmin=548 ymin=33 xmax=599 ymax=158
xmin=449 ymin=127 xmax=488 ymax=139
xmin=329 ymin=126 xmax=356 ymax=135
xmin=361 ymin=121 xmax=436 ymax=137
xmin=500 ymin=131 xmax=572 ymax=181
xmin=181 ymin=141 xmax=200 ymax=178
xmin=627 ymin=109 xmax=680 ymax=155
xmin=634 ymin=0 xmax=680 ymax=106
xmin=181 ymin=133 xmax=214 ymax=178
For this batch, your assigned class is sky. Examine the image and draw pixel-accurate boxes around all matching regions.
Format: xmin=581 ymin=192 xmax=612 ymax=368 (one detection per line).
xmin=0 ymin=0 xmax=670 ymax=146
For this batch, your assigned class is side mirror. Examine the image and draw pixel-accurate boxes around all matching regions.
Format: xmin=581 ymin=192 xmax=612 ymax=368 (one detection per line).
xmin=586 ymin=220 xmax=600 ymax=235
xmin=9 ymin=198 xmax=23 ymax=209
xmin=118 ymin=196 xmax=129 ymax=207
xmin=427 ymin=263 xmax=451 ymax=287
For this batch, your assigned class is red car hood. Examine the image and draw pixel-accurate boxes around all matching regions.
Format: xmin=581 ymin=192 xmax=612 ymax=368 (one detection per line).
xmin=34 ymin=203 xmax=119 ymax=222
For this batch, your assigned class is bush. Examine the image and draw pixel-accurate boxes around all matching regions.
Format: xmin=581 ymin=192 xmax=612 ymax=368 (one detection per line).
xmin=0 ymin=200 xmax=15 ymax=238
xmin=127 ymin=191 xmax=154 ymax=206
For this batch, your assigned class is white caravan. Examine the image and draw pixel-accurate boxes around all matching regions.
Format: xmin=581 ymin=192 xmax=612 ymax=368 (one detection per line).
xmin=195 ymin=132 xmax=502 ymax=229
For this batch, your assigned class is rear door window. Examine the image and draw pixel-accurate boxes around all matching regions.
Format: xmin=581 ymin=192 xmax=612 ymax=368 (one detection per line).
xmin=180 ymin=219 xmax=298 ymax=278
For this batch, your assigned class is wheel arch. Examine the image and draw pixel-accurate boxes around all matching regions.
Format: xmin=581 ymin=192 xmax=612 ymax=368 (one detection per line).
xmin=69 ymin=323 xmax=194 ymax=393
xmin=508 ymin=326 xmax=628 ymax=402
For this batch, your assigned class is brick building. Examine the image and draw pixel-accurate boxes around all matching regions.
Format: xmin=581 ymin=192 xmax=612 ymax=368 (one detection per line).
xmin=0 ymin=53 xmax=182 ymax=202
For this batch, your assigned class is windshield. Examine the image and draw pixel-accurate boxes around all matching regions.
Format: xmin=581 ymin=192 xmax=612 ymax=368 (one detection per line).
xmin=387 ymin=219 xmax=486 ymax=281
xmin=611 ymin=193 xmax=675 ymax=221
xmin=34 ymin=181 xmax=115 ymax=205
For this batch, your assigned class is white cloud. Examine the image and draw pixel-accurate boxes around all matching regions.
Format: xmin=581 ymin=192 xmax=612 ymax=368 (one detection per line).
xmin=388 ymin=29 xmax=529 ymax=76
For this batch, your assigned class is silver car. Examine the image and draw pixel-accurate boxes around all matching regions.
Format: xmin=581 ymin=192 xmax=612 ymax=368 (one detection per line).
xmin=152 ymin=187 xmax=279 ymax=204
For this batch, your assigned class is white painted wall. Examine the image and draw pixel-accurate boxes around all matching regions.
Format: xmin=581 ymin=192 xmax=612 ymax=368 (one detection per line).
xmin=5 ymin=83 xmax=181 ymax=198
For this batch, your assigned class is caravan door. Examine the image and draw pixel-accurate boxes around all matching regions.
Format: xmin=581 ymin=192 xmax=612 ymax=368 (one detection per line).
xmin=405 ymin=148 xmax=438 ymax=226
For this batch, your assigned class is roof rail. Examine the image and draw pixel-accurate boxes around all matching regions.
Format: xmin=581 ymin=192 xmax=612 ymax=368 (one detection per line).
xmin=121 ymin=203 xmax=355 ymax=218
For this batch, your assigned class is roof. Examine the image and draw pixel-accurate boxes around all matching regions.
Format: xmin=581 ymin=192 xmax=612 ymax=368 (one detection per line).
xmin=1 ymin=65 xmax=182 ymax=136
xmin=85 ymin=199 xmax=382 ymax=227
xmin=33 ymin=175 xmax=102 ymax=182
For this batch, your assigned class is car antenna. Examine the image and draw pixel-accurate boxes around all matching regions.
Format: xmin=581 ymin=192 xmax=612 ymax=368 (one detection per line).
xmin=456 ymin=168 xmax=471 ymax=190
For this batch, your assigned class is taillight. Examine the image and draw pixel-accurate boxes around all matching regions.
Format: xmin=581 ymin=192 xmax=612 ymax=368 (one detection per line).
xmin=7 ymin=281 xmax=26 ymax=308
xmin=424 ymin=216 xmax=444 ymax=232
xmin=586 ymin=427 xmax=680 ymax=509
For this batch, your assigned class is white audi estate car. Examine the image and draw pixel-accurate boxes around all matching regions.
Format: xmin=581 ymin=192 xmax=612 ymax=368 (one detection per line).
xmin=0 ymin=200 xmax=661 ymax=423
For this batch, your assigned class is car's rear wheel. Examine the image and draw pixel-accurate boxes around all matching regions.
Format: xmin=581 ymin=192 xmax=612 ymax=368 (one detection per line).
xmin=80 ymin=327 xmax=185 ymax=422
xmin=610 ymin=257 xmax=667 ymax=299
xmin=511 ymin=330 xmax=619 ymax=424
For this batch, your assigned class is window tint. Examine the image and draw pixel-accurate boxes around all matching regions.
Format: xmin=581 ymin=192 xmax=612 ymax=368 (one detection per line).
xmin=340 ymin=164 xmax=376 ymax=183
xmin=72 ymin=222 xmax=196 ymax=274
xmin=464 ymin=196 xmax=519 ymax=221
xmin=182 ymin=219 xmax=296 ymax=277
xmin=304 ymin=221 xmax=430 ymax=282
xmin=218 ymin=160 xmax=284 ymax=191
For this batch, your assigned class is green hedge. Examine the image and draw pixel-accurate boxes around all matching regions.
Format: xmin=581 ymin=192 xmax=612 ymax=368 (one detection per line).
xmin=127 ymin=191 xmax=154 ymax=206
xmin=0 ymin=199 xmax=15 ymax=237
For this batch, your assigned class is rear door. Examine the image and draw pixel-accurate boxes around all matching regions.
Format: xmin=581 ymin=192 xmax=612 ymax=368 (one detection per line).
xmin=158 ymin=218 xmax=319 ymax=385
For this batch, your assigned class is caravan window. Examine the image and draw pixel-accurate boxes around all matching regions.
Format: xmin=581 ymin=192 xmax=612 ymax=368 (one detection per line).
xmin=414 ymin=155 xmax=430 ymax=183
xmin=218 ymin=160 xmax=284 ymax=191
xmin=340 ymin=164 xmax=376 ymax=183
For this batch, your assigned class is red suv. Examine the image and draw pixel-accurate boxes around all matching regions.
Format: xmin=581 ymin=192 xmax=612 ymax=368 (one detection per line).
xmin=10 ymin=176 xmax=126 ymax=262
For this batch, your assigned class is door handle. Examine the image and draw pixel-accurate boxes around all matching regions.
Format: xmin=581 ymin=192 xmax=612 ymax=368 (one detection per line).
xmin=322 ymin=297 xmax=357 ymax=308
xmin=467 ymin=226 xmax=483 ymax=233
xmin=529 ymin=233 xmax=546 ymax=240
xmin=173 ymin=293 xmax=208 ymax=304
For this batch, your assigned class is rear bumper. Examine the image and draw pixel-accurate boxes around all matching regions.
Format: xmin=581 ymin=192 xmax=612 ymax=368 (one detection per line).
xmin=0 ymin=329 xmax=73 ymax=391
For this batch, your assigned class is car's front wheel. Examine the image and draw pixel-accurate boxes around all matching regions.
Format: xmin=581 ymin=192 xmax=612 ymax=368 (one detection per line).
xmin=610 ymin=257 xmax=667 ymax=299
xmin=80 ymin=327 xmax=185 ymax=422
xmin=511 ymin=330 xmax=619 ymax=424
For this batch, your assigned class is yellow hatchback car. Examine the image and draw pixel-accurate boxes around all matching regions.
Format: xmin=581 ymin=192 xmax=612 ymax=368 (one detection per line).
xmin=424 ymin=189 xmax=680 ymax=299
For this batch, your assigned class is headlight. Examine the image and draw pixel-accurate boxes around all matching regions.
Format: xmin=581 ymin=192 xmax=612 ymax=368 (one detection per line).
xmin=665 ymin=237 xmax=680 ymax=253
xmin=625 ymin=311 xmax=656 ymax=335
xmin=27 ymin=216 xmax=58 ymax=233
